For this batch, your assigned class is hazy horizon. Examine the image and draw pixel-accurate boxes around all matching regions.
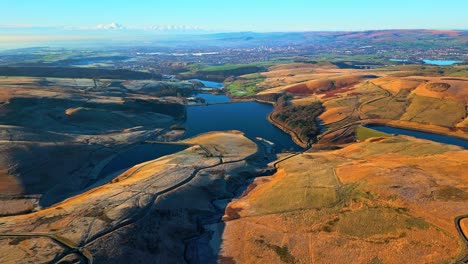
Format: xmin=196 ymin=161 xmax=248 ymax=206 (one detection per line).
xmin=1 ymin=0 xmax=467 ymax=49
xmin=1 ymin=28 xmax=466 ymax=51
xmin=3 ymin=0 xmax=467 ymax=31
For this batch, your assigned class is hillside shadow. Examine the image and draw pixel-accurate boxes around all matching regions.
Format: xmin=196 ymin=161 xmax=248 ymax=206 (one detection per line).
xmin=184 ymin=142 xmax=278 ymax=263
xmin=5 ymin=142 xmax=188 ymax=208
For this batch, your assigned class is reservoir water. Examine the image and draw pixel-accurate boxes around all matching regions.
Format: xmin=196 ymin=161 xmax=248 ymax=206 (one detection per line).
xmin=184 ymin=102 xmax=301 ymax=151
xmin=195 ymin=93 xmax=231 ymax=104
xmin=190 ymin=79 xmax=224 ymax=89
xmin=367 ymin=125 xmax=468 ymax=149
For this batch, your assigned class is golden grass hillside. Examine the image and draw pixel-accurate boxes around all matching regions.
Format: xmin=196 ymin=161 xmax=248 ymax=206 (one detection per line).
xmin=220 ymin=136 xmax=468 ymax=263
xmin=229 ymin=63 xmax=467 ymax=140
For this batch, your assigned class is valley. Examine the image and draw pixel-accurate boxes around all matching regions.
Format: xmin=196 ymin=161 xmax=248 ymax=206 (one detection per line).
xmin=0 ymin=29 xmax=466 ymax=263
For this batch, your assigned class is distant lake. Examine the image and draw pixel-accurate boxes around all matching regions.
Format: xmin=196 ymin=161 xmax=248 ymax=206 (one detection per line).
xmin=195 ymin=93 xmax=231 ymax=104
xmin=389 ymin=59 xmax=408 ymax=62
xmin=423 ymin=60 xmax=462 ymax=66
xmin=367 ymin=125 xmax=467 ymax=149
xmin=191 ymin=79 xmax=224 ymax=89
xmin=184 ymin=102 xmax=301 ymax=151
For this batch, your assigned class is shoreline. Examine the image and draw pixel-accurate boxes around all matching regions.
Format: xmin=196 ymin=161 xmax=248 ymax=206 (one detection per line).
xmin=190 ymin=80 xmax=467 ymax=148
xmin=319 ymin=119 xmax=468 ymax=142
xmin=267 ymin=110 xmax=308 ymax=149
xmin=362 ymin=119 xmax=468 ymax=141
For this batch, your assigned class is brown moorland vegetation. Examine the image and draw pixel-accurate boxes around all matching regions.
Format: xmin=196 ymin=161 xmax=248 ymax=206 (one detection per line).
xmin=219 ymin=136 xmax=467 ymax=263
xmin=232 ymin=63 xmax=468 ymax=141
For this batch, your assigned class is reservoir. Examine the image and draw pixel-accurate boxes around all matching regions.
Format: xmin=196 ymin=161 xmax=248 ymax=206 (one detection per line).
xmin=367 ymin=125 xmax=468 ymax=149
xmin=184 ymin=102 xmax=301 ymax=152
xmin=185 ymin=80 xmax=300 ymax=151
xmin=195 ymin=93 xmax=231 ymax=104
xmin=100 ymin=80 xmax=301 ymax=177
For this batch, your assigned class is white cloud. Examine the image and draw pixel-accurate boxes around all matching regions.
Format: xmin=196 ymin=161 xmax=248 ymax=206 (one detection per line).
xmin=141 ymin=24 xmax=203 ymax=31
xmin=96 ymin=22 xmax=126 ymax=30
xmin=90 ymin=22 xmax=206 ymax=32
xmin=0 ymin=23 xmax=212 ymax=34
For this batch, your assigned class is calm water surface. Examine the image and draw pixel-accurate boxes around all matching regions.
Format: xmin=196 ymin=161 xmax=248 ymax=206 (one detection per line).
xmin=184 ymin=102 xmax=301 ymax=151
xmin=423 ymin=60 xmax=461 ymax=66
xmin=195 ymin=93 xmax=231 ymax=103
xmin=190 ymin=79 xmax=224 ymax=89
xmin=367 ymin=125 xmax=467 ymax=149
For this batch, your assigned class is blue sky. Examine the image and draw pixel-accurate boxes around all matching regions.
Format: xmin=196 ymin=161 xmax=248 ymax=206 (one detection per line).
xmin=1 ymin=0 xmax=467 ymax=31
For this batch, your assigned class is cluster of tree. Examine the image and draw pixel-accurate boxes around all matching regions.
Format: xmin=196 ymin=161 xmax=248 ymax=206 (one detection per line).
xmin=254 ymin=93 xmax=282 ymax=102
xmin=145 ymin=87 xmax=194 ymax=97
xmin=273 ymin=96 xmax=324 ymax=143
xmin=229 ymin=93 xmax=282 ymax=102
xmin=138 ymin=82 xmax=196 ymax=97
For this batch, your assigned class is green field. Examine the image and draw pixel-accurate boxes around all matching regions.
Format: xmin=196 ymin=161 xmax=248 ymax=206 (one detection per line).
xmin=225 ymin=74 xmax=266 ymax=96
xmin=355 ymin=126 xmax=390 ymax=141
xmin=178 ymin=63 xmax=266 ymax=82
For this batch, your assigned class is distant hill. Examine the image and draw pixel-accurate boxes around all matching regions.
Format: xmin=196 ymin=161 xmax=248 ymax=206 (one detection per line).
xmin=0 ymin=66 xmax=159 ymax=79
xmin=1 ymin=28 xmax=465 ymax=50
xmin=205 ymin=29 xmax=467 ymax=45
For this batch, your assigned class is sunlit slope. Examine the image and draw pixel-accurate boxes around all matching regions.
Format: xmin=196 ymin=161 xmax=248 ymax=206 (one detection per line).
xmin=227 ymin=63 xmax=467 ymax=142
xmin=220 ymin=136 xmax=467 ymax=263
